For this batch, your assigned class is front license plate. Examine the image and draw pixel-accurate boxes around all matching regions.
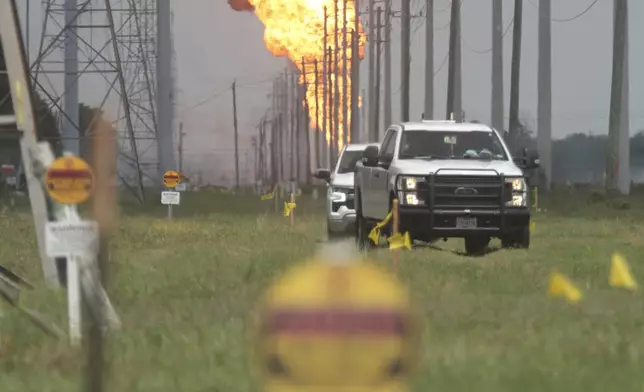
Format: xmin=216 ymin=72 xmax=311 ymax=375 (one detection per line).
xmin=456 ymin=216 xmax=477 ymax=229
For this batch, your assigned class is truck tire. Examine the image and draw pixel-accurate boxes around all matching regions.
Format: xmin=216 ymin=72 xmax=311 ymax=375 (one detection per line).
xmin=355 ymin=190 xmax=373 ymax=251
xmin=501 ymin=226 xmax=530 ymax=249
xmin=464 ymin=236 xmax=490 ymax=256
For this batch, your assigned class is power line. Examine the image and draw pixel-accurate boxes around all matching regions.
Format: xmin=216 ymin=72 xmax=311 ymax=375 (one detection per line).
xmin=525 ymin=0 xmax=602 ymax=23
xmin=461 ymin=17 xmax=514 ymax=55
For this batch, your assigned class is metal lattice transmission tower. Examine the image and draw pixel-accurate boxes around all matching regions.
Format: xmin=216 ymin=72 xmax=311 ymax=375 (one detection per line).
xmin=31 ymin=0 xmax=164 ymax=201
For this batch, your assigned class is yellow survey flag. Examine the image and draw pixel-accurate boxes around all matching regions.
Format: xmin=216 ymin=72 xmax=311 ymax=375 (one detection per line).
xmin=609 ymin=252 xmax=637 ymax=290
xmin=283 ymin=201 xmax=296 ymax=217
xmin=368 ymin=227 xmax=381 ymax=245
xmin=260 ymin=191 xmax=274 ymax=200
xmin=548 ymin=272 xmax=582 ymax=303
xmin=367 ymin=211 xmax=393 ymax=245
xmin=388 ymin=232 xmax=412 ymax=250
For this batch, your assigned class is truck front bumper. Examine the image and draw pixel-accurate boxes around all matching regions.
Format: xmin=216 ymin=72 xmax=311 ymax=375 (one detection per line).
xmin=398 ymin=207 xmax=530 ymax=238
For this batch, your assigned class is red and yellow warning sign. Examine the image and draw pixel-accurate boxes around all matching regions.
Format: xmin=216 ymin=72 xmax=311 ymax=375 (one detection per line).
xmin=250 ymin=259 xmax=423 ymax=392
xmin=163 ymin=170 xmax=180 ymax=188
xmin=45 ymin=156 xmax=94 ymax=205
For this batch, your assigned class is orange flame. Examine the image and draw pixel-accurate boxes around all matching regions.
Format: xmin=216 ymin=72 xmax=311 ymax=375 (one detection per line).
xmin=245 ymin=0 xmax=365 ymax=151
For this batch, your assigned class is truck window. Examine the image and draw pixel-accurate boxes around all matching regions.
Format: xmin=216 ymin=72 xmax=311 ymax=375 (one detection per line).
xmin=398 ymin=130 xmax=508 ymax=160
xmin=380 ymin=130 xmax=397 ymax=159
xmin=336 ymin=150 xmax=365 ymax=173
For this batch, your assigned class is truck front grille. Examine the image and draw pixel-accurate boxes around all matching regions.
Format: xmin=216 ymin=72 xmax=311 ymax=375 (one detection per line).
xmin=422 ymin=175 xmax=512 ymax=208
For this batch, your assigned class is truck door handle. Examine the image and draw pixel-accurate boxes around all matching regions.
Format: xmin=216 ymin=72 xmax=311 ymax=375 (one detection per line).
xmin=374 ymin=172 xmax=380 ymax=178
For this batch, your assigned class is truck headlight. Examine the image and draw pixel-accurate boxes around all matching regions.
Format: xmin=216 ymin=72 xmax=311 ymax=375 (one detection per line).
xmin=330 ymin=186 xmax=350 ymax=202
xmin=396 ymin=175 xmax=425 ymax=191
xmin=505 ymin=178 xmax=527 ymax=206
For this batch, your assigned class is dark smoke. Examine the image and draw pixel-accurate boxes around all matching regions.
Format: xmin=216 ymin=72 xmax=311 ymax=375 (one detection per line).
xmin=228 ymin=0 xmax=255 ymax=11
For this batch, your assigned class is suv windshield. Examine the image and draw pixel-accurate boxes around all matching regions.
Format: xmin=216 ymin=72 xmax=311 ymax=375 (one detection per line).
xmin=336 ymin=150 xmax=365 ymax=173
xmin=398 ymin=130 xmax=508 ymax=160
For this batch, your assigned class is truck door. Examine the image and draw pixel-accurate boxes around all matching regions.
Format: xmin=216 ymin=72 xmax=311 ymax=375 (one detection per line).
xmin=364 ymin=129 xmax=395 ymax=219
xmin=373 ymin=129 xmax=397 ymax=218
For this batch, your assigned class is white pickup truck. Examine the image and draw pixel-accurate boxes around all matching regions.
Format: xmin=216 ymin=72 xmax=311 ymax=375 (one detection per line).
xmin=353 ymin=120 xmax=539 ymax=255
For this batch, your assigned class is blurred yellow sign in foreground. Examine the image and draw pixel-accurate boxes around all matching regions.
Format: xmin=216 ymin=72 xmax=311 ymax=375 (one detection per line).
xmin=250 ymin=258 xmax=423 ymax=392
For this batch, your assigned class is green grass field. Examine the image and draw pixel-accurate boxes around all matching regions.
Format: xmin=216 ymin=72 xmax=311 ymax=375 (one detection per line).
xmin=0 ymin=187 xmax=643 ymax=391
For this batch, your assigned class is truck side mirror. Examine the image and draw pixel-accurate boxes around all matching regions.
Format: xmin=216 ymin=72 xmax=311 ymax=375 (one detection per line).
xmin=362 ymin=145 xmax=379 ymax=167
xmin=513 ymin=148 xmax=539 ymax=169
xmin=313 ymin=168 xmax=331 ymax=182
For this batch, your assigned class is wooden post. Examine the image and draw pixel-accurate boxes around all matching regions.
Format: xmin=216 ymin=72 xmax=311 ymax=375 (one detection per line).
xmin=392 ymin=199 xmax=399 ymax=273
xmin=86 ymin=117 xmax=117 ymax=392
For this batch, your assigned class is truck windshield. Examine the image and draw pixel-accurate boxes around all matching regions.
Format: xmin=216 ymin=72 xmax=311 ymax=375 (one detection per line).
xmin=398 ymin=130 xmax=508 ymax=160
xmin=336 ymin=150 xmax=365 ymax=173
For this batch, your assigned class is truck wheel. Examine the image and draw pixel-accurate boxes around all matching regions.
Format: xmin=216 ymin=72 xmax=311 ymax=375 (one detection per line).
xmin=501 ymin=226 xmax=530 ymax=249
xmin=464 ymin=236 xmax=490 ymax=255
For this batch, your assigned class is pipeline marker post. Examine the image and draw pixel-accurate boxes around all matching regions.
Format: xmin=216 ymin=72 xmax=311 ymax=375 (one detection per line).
xmin=162 ymin=170 xmax=181 ymax=220
xmin=392 ymin=199 xmax=400 ymax=274
xmin=43 ymin=155 xmax=95 ymax=346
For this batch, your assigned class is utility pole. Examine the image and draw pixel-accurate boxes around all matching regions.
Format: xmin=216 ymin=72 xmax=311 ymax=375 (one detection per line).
xmin=537 ymin=0 xmax=552 ymax=190
xmin=290 ymin=70 xmax=296 ymax=180
xmin=342 ymin=0 xmax=349 ymax=147
xmin=333 ymin=0 xmax=341 ymax=151
xmin=157 ymin=0 xmax=176 ymax=179
xmin=232 ymin=81 xmax=240 ymax=190
xmin=361 ymin=88 xmax=366 ymax=140
xmin=271 ymin=79 xmax=278 ymax=185
xmin=400 ymin=0 xmax=411 ymax=122
xmin=454 ymin=0 xmax=462 ymax=122
xmin=446 ymin=0 xmax=458 ymax=119
xmin=63 ymin=0 xmax=80 ymax=155
xmin=508 ymin=0 xmax=523 ymax=149
xmin=423 ymin=0 xmax=433 ymax=120
xmin=384 ymin=0 xmax=393 ymax=126
xmin=323 ymin=6 xmax=329 ymax=168
xmin=282 ymin=69 xmax=289 ymax=181
xmin=351 ymin=0 xmax=361 ymax=142
xmin=314 ymin=59 xmax=321 ymax=168
xmin=607 ymin=0 xmax=627 ymax=192
xmin=368 ymin=0 xmax=375 ymax=134
xmin=178 ymin=122 xmax=184 ymax=173
xmin=618 ymin=1 xmax=630 ymax=195
xmin=301 ymin=58 xmax=311 ymax=183
xmin=328 ymin=46 xmax=336 ymax=164
xmin=373 ymin=7 xmax=382 ymax=140
xmin=492 ymin=0 xmax=504 ymax=132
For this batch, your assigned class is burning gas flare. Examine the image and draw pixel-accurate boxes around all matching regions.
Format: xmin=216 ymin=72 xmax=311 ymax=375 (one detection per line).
xmin=230 ymin=0 xmax=365 ymax=150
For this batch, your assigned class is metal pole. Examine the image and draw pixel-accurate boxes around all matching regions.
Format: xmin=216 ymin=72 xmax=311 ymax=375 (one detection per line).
xmin=323 ymin=7 xmax=329 ymax=168
xmin=606 ymin=0 xmax=626 ymax=191
xmin=384 ymin=0 xmax=393 ymax=125
xmin=63 ymin=0 xmax=80 ymax=154
xmin=374 ymin=7 xmax=382 ymax=140
xmin=232 ymin=81 xmax=240 ymax=189
xmin=423 ymin=0 xmax=433 ymax=119
xmin=446 ymin=0 xmax=457 ymax=119
xmin=328 ymin=46 xmax=335 ymax=165
xmin=290 ymin=71 xmax=295 ymax=180
xmin=342 ymin=0 xmax=349 ymax=147
xmin=492 ymin=0 xmax=504 ymax=132
xmin=368 ymin=0 xmax=375 ymax=133
xmin=617 ymin=3 xmax=630 ymax=195
xmin=508 ymin=0 xmax=523 ymax=146
xmin=157 ymin=0 xmax=176 ymax=180
xmin=537 ymin=0 xmax=551 ymax=190
xmin=351 ymin=0 xmax=361 ymax=142
xmin=333 ymin=0 xmax=340 ymax=152
xmin=314 ymin=59 xmax=321 ymax=168
xmin=454 ymin=0 xmax=462 ymax=122
xmin=400 ymin=0 xmax=411 ymax=121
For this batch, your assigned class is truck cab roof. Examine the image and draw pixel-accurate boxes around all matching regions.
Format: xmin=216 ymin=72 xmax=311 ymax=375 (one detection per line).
xmin=395 ymin=121 xmax=497 ymax=133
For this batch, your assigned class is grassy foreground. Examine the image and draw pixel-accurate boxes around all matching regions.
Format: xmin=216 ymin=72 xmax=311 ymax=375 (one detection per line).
xmin=0 ymin=188 xmax=643 ymax=391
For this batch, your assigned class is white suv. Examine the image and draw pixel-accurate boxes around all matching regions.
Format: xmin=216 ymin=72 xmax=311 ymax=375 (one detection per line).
xmin=353 ymin=120 xmax=539 ymax=254
xmin=314 ymin=143 xmax=377 ymax=238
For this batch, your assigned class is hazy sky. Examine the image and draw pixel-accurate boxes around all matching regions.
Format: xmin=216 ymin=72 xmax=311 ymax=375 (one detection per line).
xmin=173 ymin=0 xmax=642 ymax=171
xmin=16 ymin=0 xmax=644 ymax=184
